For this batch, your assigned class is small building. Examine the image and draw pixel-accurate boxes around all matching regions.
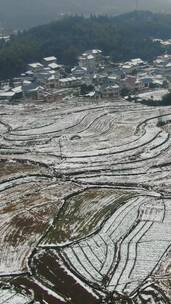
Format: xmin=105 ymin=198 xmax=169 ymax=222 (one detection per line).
xmin=12 ymin=86 xmax=23 ymax=99
xmin=47 ymin=74 xmax=57 ymax=89
xmin=102 ymin=84 xmax=120 ymax=98
xmin=79 ymin=54 xmax=96 ymax=73
xmin=0 ymin=91 xmax=16 ymax=102
xmin=58 ymin=77 xmax=82 ymax=88
xmin=78 ymin=49 xmax=103 ymax=73
xmin=28 ymin=62 xmax=43 ymax=72
xmin=71 ymin=66 xmax=87 ymax=77
xmin=43 ymin=56 xmax=57 ymax=66
xmin=137 ymin=74 xmax=153 ymax=88
xmin=120 ymin=75 xmax=138 ymax=90
xmin=122 ymin=64 xmax=135 ymax=74
xmin=22 ymin=81 xmax=44 ymax=100
xmin=48 ymin=62 xmax=61 ymax=70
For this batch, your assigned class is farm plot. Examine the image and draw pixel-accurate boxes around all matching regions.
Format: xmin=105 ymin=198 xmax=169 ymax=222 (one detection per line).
xmin=61 ymin=196 xmax=171 ymax=298
xmin=0 ymin=99 xmax=171 ymax=303
xmin=0 ymin=288 xmax=32 ymax=304
xmin=43 ymin=188 xmax=133 ymax=245
xmin=0 ymin=161 xmax=82 ymax=276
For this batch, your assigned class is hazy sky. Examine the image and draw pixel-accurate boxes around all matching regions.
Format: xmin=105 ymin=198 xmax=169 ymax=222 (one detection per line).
xmin=0 ymin=0 xmax=170 ymax=29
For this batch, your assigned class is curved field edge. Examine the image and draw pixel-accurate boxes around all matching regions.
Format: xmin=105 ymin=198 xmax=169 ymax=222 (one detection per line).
xmin=43 ymin=188 xmax=135 ymax=246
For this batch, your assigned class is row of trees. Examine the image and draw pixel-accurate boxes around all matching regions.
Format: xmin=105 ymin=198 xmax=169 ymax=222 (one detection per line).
xmin=0 ymin=11 xmax=171 ymax=80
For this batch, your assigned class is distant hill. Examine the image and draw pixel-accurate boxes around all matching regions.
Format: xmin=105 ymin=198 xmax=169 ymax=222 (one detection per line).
xmin=0 ymin=11 xmax=171 ymax=80
xmin=0 ymin=0 xmax=171 ymax=29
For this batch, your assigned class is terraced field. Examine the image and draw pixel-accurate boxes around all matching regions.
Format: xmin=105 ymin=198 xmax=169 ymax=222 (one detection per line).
xmin=0 ymin=98 xmax=171 ymax=304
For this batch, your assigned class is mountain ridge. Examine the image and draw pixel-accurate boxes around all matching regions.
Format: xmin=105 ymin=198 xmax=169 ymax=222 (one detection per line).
xmin=0 ymin=0 xmax=171 ymax=29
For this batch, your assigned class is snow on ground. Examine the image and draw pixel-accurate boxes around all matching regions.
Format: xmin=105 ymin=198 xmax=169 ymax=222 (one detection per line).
xmin=0 ymin=98 xmax=171 ymax=303
xmin=0 ymin=289 xmax=32 ymax=304
xmin=137 ymin=89 xmax=169 ymax=101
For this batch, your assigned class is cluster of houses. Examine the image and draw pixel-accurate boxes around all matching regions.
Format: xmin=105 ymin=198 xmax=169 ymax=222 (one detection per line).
xmin=0 ymin=28 xmax=11 ymax=43
xmin=0 ymin=49 xmax=171 ymax=103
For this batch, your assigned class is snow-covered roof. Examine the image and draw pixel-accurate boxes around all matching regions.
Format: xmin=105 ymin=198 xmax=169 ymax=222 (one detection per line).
xmin=152 ymin=79 xmax=163 ymax=85
xmin=92 ymin=49 xmax=102 ymax=54
xmin=48 ymin=75 xmax=56 ymax=81
xmin=1 ymin=85 xmax=11 ymax=92
xmin=48 ymin=70 xmax=55 ymax=74
xmin=43 ymin=56 xmax=57 ymax=62
xmin=82 ymin=49 xmax=102 ymax=56
xmin=43 ymin=67 xmax=51 ymax=71
xmin=87 ymin=55 xmax=94 ymax=60
xmin=29 ymin=86 xmax=44 ymax=92
xmin=112 ymin=84 xmax=120 ymax=88
xmin=152 ymin=74 xmax=163 ymax=79
xmin=12 ymin=86 xmax=23 ymax=93
xmin=48 ymin=63 xmax=61 ymax=69
xmin=59 ymin=77 xmax=81 ymax=83
xmin=131 ymin=58 xmax=144 ymax=64
xmin=153 ymin=38 xmax=162 ymax=42
xmin=71 ymin=66 xmax=87 ymax=72
xmin=106 ymin=85 xmax=119 ymax=89
xmin=164 ymin=54 xmax=171 ymax=58
xmin=166 ymin=62 xmax=171 ymax=68
xmin=138 ymin=74 xmax=152 ymax=80
xmin=79 ymin=56 xmax=87 ymax=62
xmin=158 ymin=39 xmax=171 ymax=46
xmin=0 ymin=91 xmax=15 ymax=97
xmin=25 ymin=70 xmax=34 ymax=75
xmin=28 ymin=63 xmax=43 ymax=69
xmin=108 ymin=76 xmax=117 ymax=80
xmin=23 ymin=80 xmax=32 ymax=85
xmin=86 ymin=91 xmax=96 ymax=97
xmin=0 ymin=35 xmax=10 ymax=40
xmin=122 ymin=64 xmax=132 ymax=69
xmin=121 ymin=58 xmax=144 ymax=69
xmin=154 ymin=59 xmax=164 ymax=64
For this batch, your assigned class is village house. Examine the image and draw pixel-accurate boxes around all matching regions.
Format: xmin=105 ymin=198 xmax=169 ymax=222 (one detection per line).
xmin=58 ymin=77 xmax=82 ymax=88
xmin=137 ymin=74 xmax=153 ymax=88
xmin=48 ymin=63 xmax=63 ymax=78
xmin=120 ymin=58 xmax=146 ymax=75
xmin=28 ymin=62 xmax=44 ymax=73
xmin=120 ymin=75 xmax=144 ymax=91
xmin=79 ymin=54 xmax=96 ymax=73
xmin=43 ymin=56 xmax=57 ymax=66
xmin=78 ymin=49 xmax=103 ymax=73
xmin=71 ymin=66 xmax=87 ymax=78
xmin=22 ymin=80 xmax=44 ymax=100
xmin=0 ymin=85 xmax=23 ymax=102
xmin=0 ymin=91 xmax=16 ymax=102
xmin=102 ymin=84 xmax=120 ymax=98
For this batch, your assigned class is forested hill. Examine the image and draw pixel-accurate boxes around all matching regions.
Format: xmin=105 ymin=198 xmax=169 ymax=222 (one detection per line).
xmin=0 ymin=11 xmax=171 ymax=80
xmin=0 ymin=0 xmax=171 ymax=29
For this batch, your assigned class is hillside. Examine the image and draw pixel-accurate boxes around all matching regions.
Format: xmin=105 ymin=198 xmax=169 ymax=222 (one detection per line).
xmin=0 ymin=11 xmax=171 ymax=80
xmin=0 ymin=0 xmax=171 ymax=29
